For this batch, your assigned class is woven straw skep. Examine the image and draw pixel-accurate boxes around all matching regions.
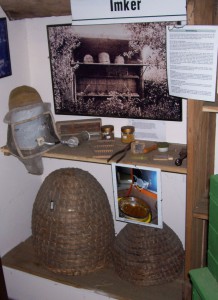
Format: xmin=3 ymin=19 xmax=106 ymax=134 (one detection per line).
xmin=113 ymin=223 xmax=184 ymax=286
xmin=32 ymin=168 xmax=115 ymax=275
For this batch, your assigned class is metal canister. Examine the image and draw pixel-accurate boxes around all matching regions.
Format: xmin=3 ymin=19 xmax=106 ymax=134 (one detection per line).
xmin=101 ymin=125 xmax=114 ymax=140
xmin=121 ymin=126 xmax=135 ymax=143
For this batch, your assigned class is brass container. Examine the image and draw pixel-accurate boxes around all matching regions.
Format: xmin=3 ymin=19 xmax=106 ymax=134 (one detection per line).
xmin=121 ymin=126 xmax=135 ymax=143
xmin=101 ymin=125 xmax=114 ymax=140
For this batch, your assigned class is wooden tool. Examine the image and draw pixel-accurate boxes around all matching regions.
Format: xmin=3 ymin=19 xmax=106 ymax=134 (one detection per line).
xmin=143 ymin=144 xmax=158 ymax=154
xmin=131 ymin=141 xmax=157 ymax=154
xmin=153 ymin=154 xmax=174 ymax=161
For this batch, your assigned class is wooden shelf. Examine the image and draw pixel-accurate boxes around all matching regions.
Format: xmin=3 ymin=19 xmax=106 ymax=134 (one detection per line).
xmin=0 ymin=139 xmax=187 ymax=174
xmin=76 ymin=93 xmax=140 ymax=98
xmin=202 ymin=102 xmax=218 ymax=113
xmin=193 ymin=197 xmax=209 ymax=220
xmin=77 ymin=75 xmax=140 ymax=79
xmin=193 ymin=212 xmax=208 ymax=220
xmin=75 ymin=62 xmax=145 ymax=67
xmin=192 ymin=197 xmax=209 ymax=220
xmin=2 ymin=238 xmax=184 ymax=300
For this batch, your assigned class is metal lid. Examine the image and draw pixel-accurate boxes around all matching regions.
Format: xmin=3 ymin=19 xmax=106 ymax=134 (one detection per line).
xmin=121 ymin=126 xmax=135 ymax=134
xmin=101 ymin=125 xmax=114 ymax=133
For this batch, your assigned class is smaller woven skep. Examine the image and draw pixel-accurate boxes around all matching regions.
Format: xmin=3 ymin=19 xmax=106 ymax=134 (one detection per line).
xmin=32 ymin=168 xmax=115 ymax=276
xmin=113 ymin=223 xmax=184 ymax=286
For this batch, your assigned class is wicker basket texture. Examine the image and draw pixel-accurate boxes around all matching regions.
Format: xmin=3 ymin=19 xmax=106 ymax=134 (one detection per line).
xmin=32 ymin=168 xmax=115 ymax=275
xmin=113 ymin=223 xmax=184 ymax=286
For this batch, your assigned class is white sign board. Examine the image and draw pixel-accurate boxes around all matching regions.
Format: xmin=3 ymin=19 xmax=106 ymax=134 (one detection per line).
xmin=71 ymin=0 xmax=186 ymax=25
xmin=167 ymin=25 xmax=218 ymax=102
xmin=128 ymin=119 xmax=166 ymax=142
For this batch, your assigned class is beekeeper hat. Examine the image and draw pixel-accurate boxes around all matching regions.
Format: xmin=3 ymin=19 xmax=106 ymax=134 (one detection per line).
xmin=8 ymin=85 xmax=42 ymax=110
xmin=4 ymin=85 xmax=60 ymax=175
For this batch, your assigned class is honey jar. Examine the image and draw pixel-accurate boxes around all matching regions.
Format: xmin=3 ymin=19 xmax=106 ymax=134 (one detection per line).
xmin=121 ymin=126 xmax=135 ymax=143
xmin=101 ymin=125 xmax=114 ymax=140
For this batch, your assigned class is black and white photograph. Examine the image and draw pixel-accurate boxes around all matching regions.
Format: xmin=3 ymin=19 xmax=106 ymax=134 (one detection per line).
xmin=0 ymin=18 xmax=12 ymax=79
xmin=112 ymin=163 xmax=163 ymax=228
xmin=47 ymin=22 xmax=182 ymax=121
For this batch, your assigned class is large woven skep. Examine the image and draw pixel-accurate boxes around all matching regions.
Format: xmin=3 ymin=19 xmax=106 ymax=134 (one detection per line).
xmin=113 ymin=223 xmax=184 ymax=286
xmin=32 ymin=168 xmax=115 ymax=275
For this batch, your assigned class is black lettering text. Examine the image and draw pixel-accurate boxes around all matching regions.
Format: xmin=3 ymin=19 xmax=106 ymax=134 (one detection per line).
xmin=124 ymin=0 xmax=130 ymax=10
xmin=131 ymin=1 xmax=136 ymax=10
xmin=137 ymin=0 xmax=141 ymax=10
xmin=114 ymin=1 xmax=123 ymax=11
xmin=110 ymin=0 xmax=141 ymax=12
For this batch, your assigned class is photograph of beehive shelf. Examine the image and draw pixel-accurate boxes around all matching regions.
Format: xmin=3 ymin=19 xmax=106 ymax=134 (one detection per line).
xmin=47 ymin=22 xmax=182 ymax=121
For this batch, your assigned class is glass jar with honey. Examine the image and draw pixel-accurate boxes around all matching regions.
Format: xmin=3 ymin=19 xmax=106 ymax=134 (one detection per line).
xmin=121 ymin=126 xmax=135 ymax=143
xmin=101 ymin=125 xmax=114 ymax=140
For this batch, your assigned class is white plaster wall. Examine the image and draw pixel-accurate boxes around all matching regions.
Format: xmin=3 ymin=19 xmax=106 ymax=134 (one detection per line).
xmin=0 ymin=8 xmax=42 ymax=257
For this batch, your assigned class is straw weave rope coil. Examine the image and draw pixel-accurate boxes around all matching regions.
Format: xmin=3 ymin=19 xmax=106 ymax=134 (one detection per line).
xmin=113 ymin=223 xmax=184 ymax=286
xmin=32 ymin=168 xmax=115 ymax=275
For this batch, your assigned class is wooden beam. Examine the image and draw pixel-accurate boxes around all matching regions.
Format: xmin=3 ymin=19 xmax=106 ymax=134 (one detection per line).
xmin=0 ymin=0 xmax=71 ymax=20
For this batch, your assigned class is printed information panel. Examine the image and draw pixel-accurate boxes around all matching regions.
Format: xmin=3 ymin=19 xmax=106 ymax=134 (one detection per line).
xmin=167 ymin=25 xmax=218 ymax=102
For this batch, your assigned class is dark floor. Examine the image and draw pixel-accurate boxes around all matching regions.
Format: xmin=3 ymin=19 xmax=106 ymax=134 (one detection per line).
xmin=2 ymin=237 xmax=184 ymax=300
